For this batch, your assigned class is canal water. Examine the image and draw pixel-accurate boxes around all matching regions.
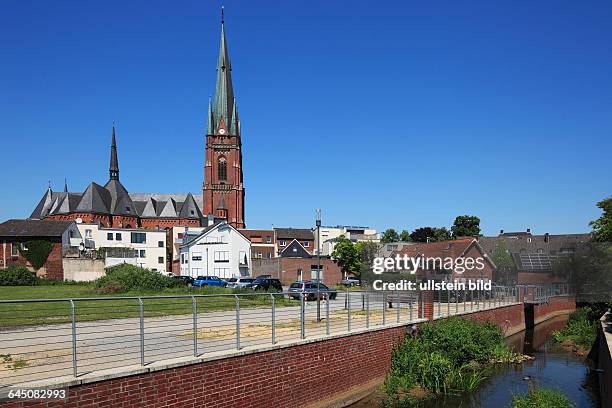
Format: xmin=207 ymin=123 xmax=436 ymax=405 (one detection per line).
xmin=351 ymin=315 xmax=601 ymax=407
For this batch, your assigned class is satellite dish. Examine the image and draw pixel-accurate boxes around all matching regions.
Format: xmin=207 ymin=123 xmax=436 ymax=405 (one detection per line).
xmin=76 ymin=218 xmax=83 ymax=224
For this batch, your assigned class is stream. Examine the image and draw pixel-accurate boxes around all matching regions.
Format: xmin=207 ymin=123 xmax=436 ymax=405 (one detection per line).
xmin=350 ymin=315 xmax=601 ymax=407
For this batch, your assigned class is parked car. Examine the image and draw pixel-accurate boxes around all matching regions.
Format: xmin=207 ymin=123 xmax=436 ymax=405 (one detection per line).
xmin=288 ymin=281 xmax=338 ymax=301
xmin=226 ymin=277 xmax=255 ymax=289
xmin=340 ymin=277 xmax=361 ymax=287
xmin=172 ymin=275 xmax=195 ymax=287
xmin=244 ymin=277 xmax=283 ymax=292
xmin=193 ymin=276 xmax=227 ymax=287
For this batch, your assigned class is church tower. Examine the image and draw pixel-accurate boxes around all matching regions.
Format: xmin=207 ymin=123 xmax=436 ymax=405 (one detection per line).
xmin=203 ymin=9 xmax=245 ymax=228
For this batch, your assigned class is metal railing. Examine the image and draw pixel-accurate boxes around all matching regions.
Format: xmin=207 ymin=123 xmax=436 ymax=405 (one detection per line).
xmin=517 ymin=283 xmax=571 ymax=304
xmin=432 ymin=285 xmax=520 ymax=319
xmin=0 ymin=290 xmax=423 ymax=389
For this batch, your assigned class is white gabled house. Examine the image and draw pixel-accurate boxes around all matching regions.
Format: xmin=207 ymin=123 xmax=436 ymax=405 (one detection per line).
xmin=179 ymin=222 xmax=251 ymax=278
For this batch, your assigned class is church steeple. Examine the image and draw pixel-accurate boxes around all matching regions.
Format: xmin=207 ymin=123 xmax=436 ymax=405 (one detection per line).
xmin=109 ymin=125 xmax=119 ymax=180
xmin=211 ymin=7 xmax=238 ymax=136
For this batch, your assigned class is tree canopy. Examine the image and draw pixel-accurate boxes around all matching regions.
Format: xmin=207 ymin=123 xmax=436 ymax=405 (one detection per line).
xmin=451 ymin=215 xmax=481 ymax=238
xmin=590 ymin=197 xmax=612 ymax=242
xmin=381 ymin=228 xmax=400 ymax=243
xmin=331 ymin=235 xmax=363 ymax=279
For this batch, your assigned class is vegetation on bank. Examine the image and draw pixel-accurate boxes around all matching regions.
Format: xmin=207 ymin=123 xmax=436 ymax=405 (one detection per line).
xmin=552 ymin=305 xmax=608 ymax=352
xmin=382 ymin=317 xmax=523 ymax=406
xmin=510 ymin=387 xmax=574 ymax=408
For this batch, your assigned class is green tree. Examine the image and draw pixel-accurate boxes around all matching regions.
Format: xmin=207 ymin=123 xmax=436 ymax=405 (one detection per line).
xmin=590 ymin=196 xmax=612 ymax=242
xmin=451 ymin=215 xmax=481 ymax=238
xmin=399 ymin=230 xmax=412 ymax=242
xmin=381 ymin=228 xmax=400 ymax=243
xmin=332 ymin=235 xmax=363 ymax=280
xmin=410 ymin=227 xmax=435 ymax=243
xmin=491 ymin=240 xmax=514 ymax=284
xmin=355 ymin=241 xmax=380 ymax=281
xmin=432 ymin=227 xmax=452 ymax=242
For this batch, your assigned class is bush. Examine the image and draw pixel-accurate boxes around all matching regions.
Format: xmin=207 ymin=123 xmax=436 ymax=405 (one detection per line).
xmin=96 ymin=281 xmax=123 ymax=294
xmin=553 ymin=306 xmax=598 ymax=348
xmin=418 ymin=317 xmax=504 ymax=366
xmin=0 ymin=265 xmax=38 ymax=286
xmin=95 ymin=264 xmax=180 ymax=292
xmin=511 ymin=387 xmax=574 ymax=408
xmin=384 ymin=317 xmax=510 ymax=402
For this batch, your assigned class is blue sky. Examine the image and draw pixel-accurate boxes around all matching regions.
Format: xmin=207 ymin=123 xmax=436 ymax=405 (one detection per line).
xmin=1 ymin=0 xmax=611 ymax=235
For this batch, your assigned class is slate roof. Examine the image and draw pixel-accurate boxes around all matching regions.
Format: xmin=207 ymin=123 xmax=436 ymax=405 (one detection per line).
xmin=0 ymin=219 xmax=74 ymax=238
xmin=280 ymin=239 xmax=311 ymax=258
xmin=274 ymin=228 xmax=314 ymax=241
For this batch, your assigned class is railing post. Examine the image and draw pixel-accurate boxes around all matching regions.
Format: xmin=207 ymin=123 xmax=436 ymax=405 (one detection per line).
xmin=455 ymin=290 xmax=459 ymax=314
xmin=138 ymin=298 xmax=145 ymax=366
xmin=382 ymin=292 xmax=387 ymax=325
xmin=471 ymin=289 xmax=474 ymax=311
xmin=70 ymin=300 xmax=77 ymax=378
xmin=395 ymin=290 xmax=400 ymax=323
xmin=437 ymin=290 xmax=441 ymax=317
xmin=409 ymin=295 xmax=413 ymax=321
xmin=300 ymin=293 xmax=305 ymax=339
xmin=347 ymin=292 xmax=352 ymax=331
xmin=271 ymin=294 xmax=276 ymax=345
xmin=464 ymin=288 xmax=467 ymax=312
xmin=235 ymin=295 xmax=241 ymax=350
xmin=192 ymin=296 xmax=198 ymax=356
xmin=447 ymin=289 xmax=450 ymax=316
xmin=325 ymin=292 xmax=330 ymax=336
xmin=366 ymin=291 xmax=370 ymax=329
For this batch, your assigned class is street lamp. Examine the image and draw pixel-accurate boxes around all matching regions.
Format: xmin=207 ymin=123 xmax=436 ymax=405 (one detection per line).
xmin=316 ymin=209 xmax=322 ymax=322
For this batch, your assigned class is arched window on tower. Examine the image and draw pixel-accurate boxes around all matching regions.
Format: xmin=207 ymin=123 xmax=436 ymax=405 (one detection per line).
xmin=218 ymin=157 xmax=227 ymax=182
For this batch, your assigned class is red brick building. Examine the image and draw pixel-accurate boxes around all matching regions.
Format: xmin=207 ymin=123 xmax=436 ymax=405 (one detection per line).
xmin=240 ymin=229 xmax=275 ymax=260
xmin=202 ymin=15 xmax=245 ymax=228
xmin=0 ymin=219 xmax=79 ymax=280
xmin=29 ymin=17 xmax=245 ymax=231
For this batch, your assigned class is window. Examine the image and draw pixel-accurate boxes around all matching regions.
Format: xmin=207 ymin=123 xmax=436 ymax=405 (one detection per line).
xmin=192 ymin=252 xmax=203 ymax=261
xmin=181 ymin=253 xmax=187 ymax=264
xmin=139 ymin=250 xmax=146 ymax=258
xmin=214 ymin=251 xmax=229 ymax=262
xmin=69 ymin=230 xmax=75 ymax=238
xmin=131 ymin=232 xmax=146 ymax=244
xmin=266 ymin=236 xmax=272 ymax=243
xmin=218 ymin=157 xmax=227 ymax=182
xmin=266 ymin=252 xmax=272 ymax=259
xmin=239 ymin=251 xmax=247 ymax=265
xmin=297 ymin=269 xmax=303 ymax=281
xmin=303 ymin=241 xmax=309 ymax=247
xmin=311 ymin=268 xmax=324 ymax=281
xmin=115 ymin=233 xmax=122 ymax=241
xmin=11 ymin=244 xmax=19 ymax=257
xmin=158 ymin=241 xmax=164 ymax=248
xmin=107 ymin=232 xmax=113 ymax=240
xmin=158 ymin=257 xmax=164 ymax=264
xmin=126 ymin=206 xmax=131 ymax=213
xmin=279 ymin=240 xmax=286 ymax=246
xmin=85 ymin=229 xmax=92 ymax=238
xmin=178 ymin=233 xmax=184 ymax=239
xmin=213 ymin=268 xmax=230 ymax=278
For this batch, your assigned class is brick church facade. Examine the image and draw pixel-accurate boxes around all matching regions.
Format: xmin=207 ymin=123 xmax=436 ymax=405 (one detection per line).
xmin=30 ymin=16 xmax=245 ymax=230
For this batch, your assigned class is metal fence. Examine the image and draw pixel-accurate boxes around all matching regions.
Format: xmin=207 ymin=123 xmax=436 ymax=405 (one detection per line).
xmin=0 ymin=284 xmax=572 ymax=390
xmin=0 ymin=290 xmax=423 ymax=389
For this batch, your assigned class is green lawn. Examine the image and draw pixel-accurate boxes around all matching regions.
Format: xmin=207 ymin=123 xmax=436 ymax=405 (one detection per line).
xmin=0 ymin=285 xmax=293 ymax=328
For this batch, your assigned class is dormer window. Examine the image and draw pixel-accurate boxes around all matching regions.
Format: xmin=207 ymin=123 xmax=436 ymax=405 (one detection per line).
xmin=126 ymin=206 xmax=131 ymax=212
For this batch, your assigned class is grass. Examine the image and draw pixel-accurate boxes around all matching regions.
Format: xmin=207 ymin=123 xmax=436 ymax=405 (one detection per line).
xmin=510 ymin=387 xmax=574 ymax=408
xmin=0 ymin=284 xmax=293 ymax=328
xmin=552 ymin=307 xmax=598 ymax=350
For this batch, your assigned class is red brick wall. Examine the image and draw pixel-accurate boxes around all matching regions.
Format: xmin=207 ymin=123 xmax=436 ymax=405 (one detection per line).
xmin=533 ymin=296 xmax=576 ymax=324
xmin=0 ymin=327 xmax=407 ymax=408
xmin=461 ymin=303 xmax=526 ymax=336
xmin=252 ymin=258 xmax=343 ymax=286
xmin=1 ymin=241 xmax=63 ymax=280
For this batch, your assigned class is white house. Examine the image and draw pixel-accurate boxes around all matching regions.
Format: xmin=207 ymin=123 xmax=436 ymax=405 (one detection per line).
xmin=316 ymin=225 xmax=380 ymax=256
xmin=75 ymin=223 xmax=168 ymax=272
xmin=179 ymin=222 xmax=251 ymax=278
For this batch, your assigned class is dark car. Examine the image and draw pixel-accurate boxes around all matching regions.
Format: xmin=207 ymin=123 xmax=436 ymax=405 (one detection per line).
xmin=172 ymin=275 xmax=195 ymax=287
xmin=245 ymin=277 xmax=283 ymax=292
xmin=288 ymin=281 xmax=337 ymax=301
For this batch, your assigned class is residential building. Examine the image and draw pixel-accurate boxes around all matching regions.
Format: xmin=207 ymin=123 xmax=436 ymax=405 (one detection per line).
xmin=75 ymin=223 xmax=168 ymax=272
xmin=0 ymin=219 xmax=81 ymax=279
xmin=479 ymin=229 xmax=591 ymax=284
xmin=179 ymin=222 xmax=251 ymax=278
xmin=274 ymin=228 xmax=315 ymax=256
xmin=240 ymin=229 xmax=275 ymax=260
xmin=315 ymin=225 xmax=379 ymax=255
xmin=392 ymin=238 xmax=496 ymax=283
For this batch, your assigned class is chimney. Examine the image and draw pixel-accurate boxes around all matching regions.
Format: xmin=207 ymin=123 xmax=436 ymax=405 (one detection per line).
xmin=544 ymin=233 xmax=549 ymax=243
xmin=526 ymin=228 xmax=531 ymax=233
